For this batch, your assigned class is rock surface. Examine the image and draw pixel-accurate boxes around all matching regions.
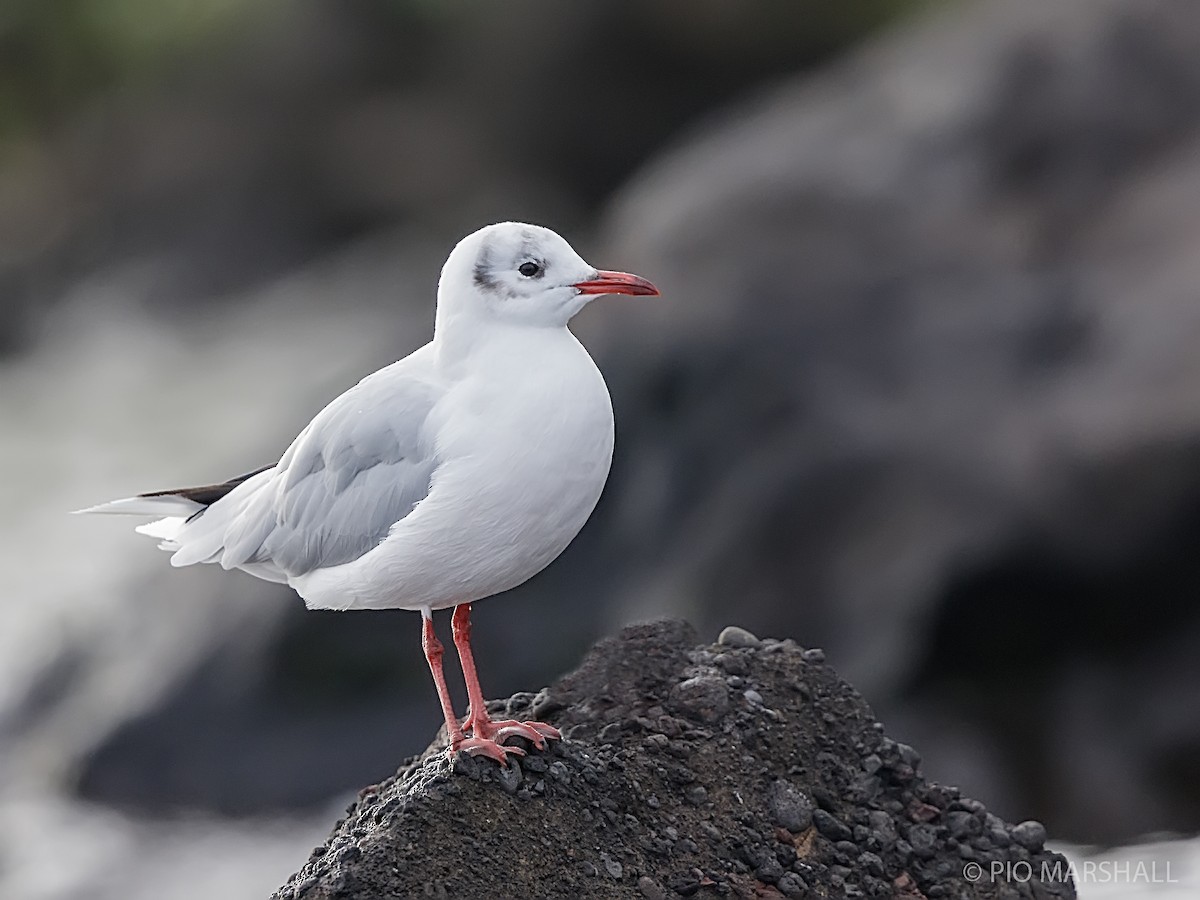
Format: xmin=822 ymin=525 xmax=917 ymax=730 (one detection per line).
xmin=276 ymin=622 xmax=1074 ymax=899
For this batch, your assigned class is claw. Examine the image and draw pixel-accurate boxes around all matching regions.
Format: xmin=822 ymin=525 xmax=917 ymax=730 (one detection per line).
xmin=452 ymin=736 xmax=527 ymax=766
xmin=468 ymin=717 xmax=561 ymax=750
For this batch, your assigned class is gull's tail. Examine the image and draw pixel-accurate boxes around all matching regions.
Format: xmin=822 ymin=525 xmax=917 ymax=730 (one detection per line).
xmin=72 ymin=464 xmax=274 ymax=549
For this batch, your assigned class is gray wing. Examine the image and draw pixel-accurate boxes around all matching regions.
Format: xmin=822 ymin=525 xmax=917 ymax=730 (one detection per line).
xmin=214 ymin=352 xmax=442 ymax=577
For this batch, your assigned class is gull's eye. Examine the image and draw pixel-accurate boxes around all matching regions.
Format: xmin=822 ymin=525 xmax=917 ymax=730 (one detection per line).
xmin=518 ymin=261 xmax=541 ymax=278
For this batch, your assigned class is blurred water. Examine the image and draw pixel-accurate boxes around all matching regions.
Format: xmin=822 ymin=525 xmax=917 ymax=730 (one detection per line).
xmin=0 ymin=237 xmax=426 ymax=897
xmin=1055 ymin=842 xmax=1199 ymax=900
xmin=0 ymin=792 xmax=329 ymax=900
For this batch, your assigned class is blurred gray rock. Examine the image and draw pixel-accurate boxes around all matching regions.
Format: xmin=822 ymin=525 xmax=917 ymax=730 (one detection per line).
xmin=0 ymin=0 xmax=910 ymax=357
xmin=591 ymin=0 xmax=1200 ymax=844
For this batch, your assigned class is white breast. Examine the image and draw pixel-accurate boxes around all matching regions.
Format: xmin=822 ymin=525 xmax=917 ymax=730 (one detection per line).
xmin=292 ymin=327 xmax=614 ymax=611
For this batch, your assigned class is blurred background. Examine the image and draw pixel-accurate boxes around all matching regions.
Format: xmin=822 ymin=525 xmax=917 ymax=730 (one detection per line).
xmin=3 ymin=0 xmax=1200 ymax=896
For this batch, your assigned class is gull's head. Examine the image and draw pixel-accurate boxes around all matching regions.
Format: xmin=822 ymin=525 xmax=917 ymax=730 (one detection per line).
xmin=437 ymin=222 xmax=658 ymax=329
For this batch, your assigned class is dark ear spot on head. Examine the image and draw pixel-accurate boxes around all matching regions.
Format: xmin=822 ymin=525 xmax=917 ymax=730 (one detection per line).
xmin=473 ymin=262 xmax=497 ymax=291
xmin=472 ymin=240 xmax=498 ymax=291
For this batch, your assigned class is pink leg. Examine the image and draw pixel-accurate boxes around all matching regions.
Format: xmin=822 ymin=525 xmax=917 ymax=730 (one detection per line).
xmin=423 ymin=610 xmax=522 ymax=766
xmin=451 ymin=603 xmax=561 ymax=756
xmin=422 ymin=613 xmax=466 ymax=750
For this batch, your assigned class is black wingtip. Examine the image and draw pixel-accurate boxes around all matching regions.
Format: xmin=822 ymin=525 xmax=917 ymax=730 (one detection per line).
xmin=138 ymin=464 xmax=273 ymax=507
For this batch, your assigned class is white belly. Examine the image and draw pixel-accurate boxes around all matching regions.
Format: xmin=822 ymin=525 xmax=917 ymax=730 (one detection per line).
xmin=292 ymin=331 xmax=614 ymax=611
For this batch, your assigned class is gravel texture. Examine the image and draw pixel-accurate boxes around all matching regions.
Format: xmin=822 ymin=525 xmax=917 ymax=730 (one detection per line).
xmin=276 ymin=621 xmax=1075 ymax=899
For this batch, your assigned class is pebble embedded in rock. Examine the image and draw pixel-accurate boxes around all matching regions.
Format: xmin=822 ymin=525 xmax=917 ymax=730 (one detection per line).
xmin=897 ymin=743 xmax=922 ymax=770
xmin=452 ymin=753 xmax=481 ymax=778
xmin=910 ymin=802 xmax=939 ymax=823
xmin=717 ymin=626 xmax=762 ymax=648
xmin=530 ymin=688 xmax=564 ymax=719
xmin=494 ymin=759 xmax=522 ymax=795
xmin=801 ymin=648 xmax=826 ymax=663
xmin=909 ymin=823 xmax=939 ymax=859
xmin=756 ymin=858 xmax=785 ymax=884
xmin=813 ymin=809 xmax=853 ymax=842
xmin=667 ymin=871 xmax=701 ymax=896
xmin=637 ymin=875 xmax=667 ymax=900
xmin=645 ymin=733 xmax=670 ymax=751
xmin=767 ymin=780 xmax=814 ymax=832
xmin=777 ymin=872 xmax=808 ymax=898
xmin=946 ymin=810 xmax=981 ymax=840
xmin=716 ymin=654 xmax=748 ymax=676
xmin=857 ymin=851 xmax=885 ymax=877
xmin=1011 ymin=820 xmax=1047 ymax=850
xmin=600 ymin=851 xmax=624 ymax=879
xmin=668 ymin=675 xmax=731 ymax=724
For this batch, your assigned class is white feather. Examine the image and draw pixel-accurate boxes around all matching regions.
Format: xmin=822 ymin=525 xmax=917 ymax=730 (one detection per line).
xmin=72 ymin=496 xmax=204 ymax=518
xmin=134 ymin=516 xmax=186 ymax=546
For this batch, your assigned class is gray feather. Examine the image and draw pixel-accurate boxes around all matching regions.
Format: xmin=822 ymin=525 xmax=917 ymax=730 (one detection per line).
xmin=188 ymin=350 xmax=442 ymax=577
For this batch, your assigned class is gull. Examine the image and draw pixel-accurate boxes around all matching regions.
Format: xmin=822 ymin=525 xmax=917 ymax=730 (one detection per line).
xmin=76 ymin=222 xmax=659 ymax=764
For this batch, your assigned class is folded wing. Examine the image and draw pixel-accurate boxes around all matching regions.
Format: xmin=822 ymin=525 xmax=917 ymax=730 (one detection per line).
xmin=96 ymin=348 xmax=444 ymax=584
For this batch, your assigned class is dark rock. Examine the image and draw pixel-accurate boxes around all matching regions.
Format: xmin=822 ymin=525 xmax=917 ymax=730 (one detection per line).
xmin=776 ymin=872 xmax=808 ymax=898
xmin=946 ymin=810 xmax=983 ymax=840
xmin=813 ymin=809 xmax=853 ymax=843
xmin=910 ymin=802 xmax=941 ymax=823
xmin=716 ymin=626 xmax=761 ymax=649
xmin=756 ymin=857 xmax=785 ymax=884
xmin=767 ymin=780 xmax=814 ymax=832
xmin=667 ymin=871 xmax=700 ymax=896
xmin=493 ymin=759 xmax=522 ymax=796
xmin=1012 ymin=820 xmax=1048 ymax=851
xmin=897 ymin=744 xmax=922 ymax=771
xmin=858 ymin=851 xmax=885 ymax=877
xmin=909 ymin=823 xmax=939 ymax=859
xmin=668 ymin=676 xmax=731 ymax=724
xmin=835 ymin=839 xmax=859 ymax=858
xmin=715 ymin=654 xmax=748 ymax=676
xmin=953 ymin=798 xmax=987 ymax=816
xmin=274 ymin=621 xmax=1074 ymax=900
xmin=599 ymin=851 xmax=624 ymax=879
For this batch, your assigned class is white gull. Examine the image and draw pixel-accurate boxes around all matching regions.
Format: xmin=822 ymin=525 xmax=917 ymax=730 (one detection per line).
xmin=75 ymin=221 xmax=660 ymax=763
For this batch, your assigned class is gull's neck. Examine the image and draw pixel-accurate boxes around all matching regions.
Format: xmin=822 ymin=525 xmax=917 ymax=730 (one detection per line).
xmin=433 ymin=304 xmax=572 ymax=376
